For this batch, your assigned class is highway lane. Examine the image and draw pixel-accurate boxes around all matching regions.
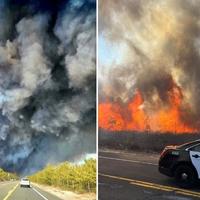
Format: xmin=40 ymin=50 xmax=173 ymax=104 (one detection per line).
xmin=0 ymin=181 xmax=18 ymax=200
xmin=0 ymin=181 xmax=62 ymax=200
xmin=99 ymin=150 xmax=200 ymax=200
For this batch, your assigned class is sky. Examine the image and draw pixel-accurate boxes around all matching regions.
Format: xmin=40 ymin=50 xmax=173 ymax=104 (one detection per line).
xmin=99 ymin=35 xmax=124 ymax=66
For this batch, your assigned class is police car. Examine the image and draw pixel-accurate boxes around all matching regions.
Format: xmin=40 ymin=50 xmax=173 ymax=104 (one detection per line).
xmin=159 ymin=140 xmax=200 ymax=188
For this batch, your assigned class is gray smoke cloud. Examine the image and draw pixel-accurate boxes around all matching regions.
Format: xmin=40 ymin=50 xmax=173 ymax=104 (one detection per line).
xmin=99 ymin=0 xmax=200 ymax=129
xmin=0 ymin=0 xmax=96 ymax=174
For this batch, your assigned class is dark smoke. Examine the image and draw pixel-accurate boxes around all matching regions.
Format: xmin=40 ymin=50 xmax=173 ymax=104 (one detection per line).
xmin=99 ymin=0 xmax=200 ymax=129
xmin=0 ymin=0 xmax=96 ymax=174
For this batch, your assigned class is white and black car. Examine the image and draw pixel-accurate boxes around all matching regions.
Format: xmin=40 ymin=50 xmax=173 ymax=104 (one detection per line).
xmin=159 ymin=140 xmax=200 ymax=188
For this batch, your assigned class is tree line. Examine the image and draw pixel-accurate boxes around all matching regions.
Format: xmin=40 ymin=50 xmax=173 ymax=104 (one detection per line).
xmin=0 ymin=168 xmax=18 ymax=181
xmin=29 ymin=159 xmax=96 ymax=193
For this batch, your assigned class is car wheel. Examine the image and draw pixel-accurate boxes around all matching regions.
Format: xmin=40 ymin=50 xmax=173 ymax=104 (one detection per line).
xmin=174 ymin=165 xmax=197 ymax=188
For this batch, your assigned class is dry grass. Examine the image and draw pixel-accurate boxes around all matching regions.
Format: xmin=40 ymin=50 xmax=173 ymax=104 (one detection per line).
xmin=99 ymin=129 xmax=200 ymax=152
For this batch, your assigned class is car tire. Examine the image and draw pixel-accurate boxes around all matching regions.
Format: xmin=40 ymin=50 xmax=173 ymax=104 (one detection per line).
xmin=174 ymin=165 xmax=197 ymax=188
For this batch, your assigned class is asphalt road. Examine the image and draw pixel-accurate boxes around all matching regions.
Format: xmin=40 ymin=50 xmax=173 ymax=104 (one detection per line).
xmin=0 ymin=181 xmax=62 ymax=200
xmin=99 ymin=150 xmax=200 ymax=200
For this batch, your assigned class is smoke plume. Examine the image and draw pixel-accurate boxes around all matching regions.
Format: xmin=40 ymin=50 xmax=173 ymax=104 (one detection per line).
xmin=99 ymin=0 xmax=200 ymax=130
xmin=0 ymin=0 xmax=96 ymax=174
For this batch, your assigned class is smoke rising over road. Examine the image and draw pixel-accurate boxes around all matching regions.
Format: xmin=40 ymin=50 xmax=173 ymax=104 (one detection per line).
xmin=99 ymin=0 xmax=200 ymax=132
xmin=0 ymin=0 xmax=96 ymax=174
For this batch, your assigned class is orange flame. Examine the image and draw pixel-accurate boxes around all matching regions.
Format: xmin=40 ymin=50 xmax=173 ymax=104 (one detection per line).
xmin=99 ymin=88 xmax=197 ymax=134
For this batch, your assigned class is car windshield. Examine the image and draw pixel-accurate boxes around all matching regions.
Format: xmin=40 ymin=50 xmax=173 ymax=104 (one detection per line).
xmin=22 ymin=178 xmax=28 ymax=181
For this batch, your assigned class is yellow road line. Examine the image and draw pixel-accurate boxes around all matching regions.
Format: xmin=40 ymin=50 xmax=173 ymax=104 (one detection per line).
xmin=3 ymin=183 xmax=18 ymax=200
xmin=99 ymin=173 xmax=200 ymax=198
xmin=130 ymin=182 xmax=172 ymax=192
xmin=177 ymin=191 xmax=200 ymax=198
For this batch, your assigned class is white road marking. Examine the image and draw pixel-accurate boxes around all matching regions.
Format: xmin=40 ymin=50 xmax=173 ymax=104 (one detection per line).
xmin=99 ymin=150 xmax=123 ymax=154
xmin=99 ymin=150 xmax=159 ymax=157
xmin=32 ymin=187 xmax=49 ymax=200
xmin=99 ymin=156 xmax=158 ymax=166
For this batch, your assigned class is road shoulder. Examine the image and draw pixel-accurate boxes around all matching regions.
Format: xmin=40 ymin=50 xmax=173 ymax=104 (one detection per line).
xmin=32 ymin=183 xmax=96 ymax=200
xmin=99 ymin=148 xmax=159 ymax=164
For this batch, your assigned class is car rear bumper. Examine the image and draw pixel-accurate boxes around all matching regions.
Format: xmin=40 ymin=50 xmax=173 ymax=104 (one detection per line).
xmin=159 ymin=166 xmax=173 ymax=177
xmin=20 ymin=184 xmax=30 ymax=187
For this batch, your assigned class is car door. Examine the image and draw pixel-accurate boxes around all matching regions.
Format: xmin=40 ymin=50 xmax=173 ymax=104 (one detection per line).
xmin=189 ymin=144 xmax=200 ymax=179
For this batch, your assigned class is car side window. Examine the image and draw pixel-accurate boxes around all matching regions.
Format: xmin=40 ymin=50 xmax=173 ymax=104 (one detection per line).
xmin=190 ymin=145 xmax=200 ymax=152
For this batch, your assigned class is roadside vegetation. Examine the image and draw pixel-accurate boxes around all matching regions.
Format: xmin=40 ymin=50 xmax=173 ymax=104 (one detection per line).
xmin=0 ymin=168 xmax=18 ymax=181
xmin=29 ymin=159 xmax=96 ymax=193
xmin=99 ymin=130 xmax=200 ymax=152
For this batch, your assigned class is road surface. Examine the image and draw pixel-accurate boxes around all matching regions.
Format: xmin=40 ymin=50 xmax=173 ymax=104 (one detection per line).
xmin=0 ymin=181 xmax=62 ymax=200
xmin=99 ymin=150 xmax=200 ymax=200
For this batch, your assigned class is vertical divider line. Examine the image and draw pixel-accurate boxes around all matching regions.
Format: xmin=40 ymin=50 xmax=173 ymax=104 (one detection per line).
xmin=96 ymin=0 xmax=99 ymax=199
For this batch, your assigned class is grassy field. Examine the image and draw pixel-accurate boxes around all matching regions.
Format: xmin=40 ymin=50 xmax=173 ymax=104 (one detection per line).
xmin=29 ymin=159 xmax=96 ymax=193
xmin=99 ymin=129 xmax=200 ymax=152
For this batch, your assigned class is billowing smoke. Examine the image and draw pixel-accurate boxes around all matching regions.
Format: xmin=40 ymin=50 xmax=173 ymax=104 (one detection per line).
xmin=0 ymin=0 xmax=96 ymax=174
xmin=99 ymin=0 xmax=200 ymax=130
